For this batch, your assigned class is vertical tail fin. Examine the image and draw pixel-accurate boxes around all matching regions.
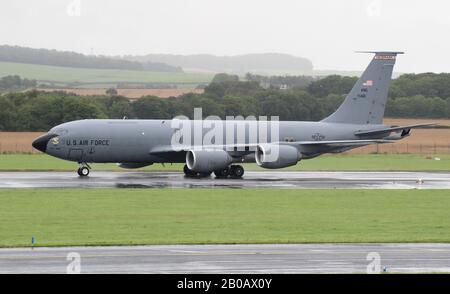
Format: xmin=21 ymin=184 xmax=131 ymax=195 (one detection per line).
xmin=322 ymin=51 xmax=403 ymax=125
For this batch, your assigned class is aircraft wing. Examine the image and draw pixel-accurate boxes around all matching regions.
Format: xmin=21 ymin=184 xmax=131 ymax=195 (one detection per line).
xmin=354 ymin=123 xmax=435 ymax=137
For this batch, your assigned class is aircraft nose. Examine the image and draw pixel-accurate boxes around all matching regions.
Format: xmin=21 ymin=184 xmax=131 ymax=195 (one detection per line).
xmin=32 ymin=133 xmax=58 ymax=153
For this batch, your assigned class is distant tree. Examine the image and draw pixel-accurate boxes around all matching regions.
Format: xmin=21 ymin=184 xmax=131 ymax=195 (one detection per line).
xmin=204 ymin=82 xmax=226 ymax=98
xmin=390 ymin=73 xmax=450 ymax=99
xmin=60 ymin=96 xmax=107 ymax=122
xmin=385 ymin=95 xmax=450 ymax=118
xmin=204 ymin=80 xmax=261 ymax=99
xmin=211 ymin=73 xmax=239 ymax=83
xmin=0 ymin=96 xmax=16 ymax=130
xmin=0 ymin=75 xmax=37 ymax=92
xmin=106 ymin=88 xmax=118 ymax=96
xmin=131 ymin=96 xmax=170 ymax=119
xmin=307 ymin=75 xmax=357 ymax=97
xmin=245 ymin=73 xmax=316 ymax=90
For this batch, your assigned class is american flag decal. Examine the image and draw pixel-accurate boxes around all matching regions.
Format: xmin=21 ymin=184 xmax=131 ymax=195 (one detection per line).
xmin=363 ymin=80 xmax=373 ymax=87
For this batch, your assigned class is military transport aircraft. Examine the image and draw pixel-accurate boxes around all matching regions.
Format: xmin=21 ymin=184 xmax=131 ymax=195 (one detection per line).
xmin=32 ymin=52 xmax=432 ymax=178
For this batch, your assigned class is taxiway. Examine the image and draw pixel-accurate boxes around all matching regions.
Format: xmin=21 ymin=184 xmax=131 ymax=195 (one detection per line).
xmin=0 ymin=243 xmax=449 ymax=274
xmin=0 ymin=171 xmax=449 ymax=189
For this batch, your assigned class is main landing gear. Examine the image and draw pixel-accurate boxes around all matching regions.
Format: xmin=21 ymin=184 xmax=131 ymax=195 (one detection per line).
xmin=183 ymin=165 xmax=211 ymax=178
xmin=230 ymin=165 xmax=244 ymax=178
xmin=77 ymin=163 xmax=91 ymax=177
xmin=214 ymin=165 xmax=244 ymax=179
xmin=183 ymin=164 xmax=244 ymax=179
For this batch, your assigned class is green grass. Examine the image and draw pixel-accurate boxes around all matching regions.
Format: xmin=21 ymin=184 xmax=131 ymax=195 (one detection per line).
xmin=0 ymin=61 xmax=214 ymax=85
xmin=0 ymin=153 xmax=449 ymax=172
xmin=0 ymin=189 xmax=449 ymax=247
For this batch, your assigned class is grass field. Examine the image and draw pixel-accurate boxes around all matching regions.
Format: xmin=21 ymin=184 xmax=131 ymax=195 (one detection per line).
xmin=0 ymin=188 xmax=448 ymax=247
xmin=0 ymin=61 xmax=214 ymax=85
xmin=0 ymin=153 xmax=449 ymax=172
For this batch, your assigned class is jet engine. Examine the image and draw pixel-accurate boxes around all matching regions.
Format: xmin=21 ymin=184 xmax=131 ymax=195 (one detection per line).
xmin=186 ymin=149 xmax=233 ymax=173
xmin=255 ymin=144 xmax=301 ymax=169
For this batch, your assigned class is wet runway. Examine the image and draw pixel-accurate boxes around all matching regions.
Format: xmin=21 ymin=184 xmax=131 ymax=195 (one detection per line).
xmin=0 ymin=171 xmax=449 ymax=189
xmin=0 ymin=243 xmax=449 ymax=274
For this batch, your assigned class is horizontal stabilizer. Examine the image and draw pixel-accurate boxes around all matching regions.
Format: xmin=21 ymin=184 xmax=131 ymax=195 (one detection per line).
xmin=355 ymin=51 xmax=404 ymax=55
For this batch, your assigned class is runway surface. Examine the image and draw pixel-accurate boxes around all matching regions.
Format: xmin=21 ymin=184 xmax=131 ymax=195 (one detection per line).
xmin=0 ymin=244 xmax=449 ymax=274
xmin=0 ymin=171 xmax=449 ymax=189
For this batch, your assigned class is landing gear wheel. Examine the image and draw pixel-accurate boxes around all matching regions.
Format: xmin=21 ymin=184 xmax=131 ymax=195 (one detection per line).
xmin=183 ymin=164 xmax=197 ymax=177
xmin=198 ymin=172 xmax=212 ymax=178
xmin=230 ymin=165 xmax=244 ymax=178
xmin=214 ymin=166 xmax=230 ymax=178
xmin=77 ymin=166 xmax=90 ymax=177
xmin=183 ymin=165 xmax=211 ymax=178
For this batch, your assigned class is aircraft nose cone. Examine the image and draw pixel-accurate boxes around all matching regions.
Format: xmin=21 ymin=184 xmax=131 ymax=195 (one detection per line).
xmin=32 ymin=133 xmax=58 ymax=153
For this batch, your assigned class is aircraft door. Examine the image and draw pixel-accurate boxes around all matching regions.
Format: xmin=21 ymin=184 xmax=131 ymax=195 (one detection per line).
xmin=67 ymin=149 xmax=84 ymax=162
xmin=84 ymin=146 xmax=95 ymax=161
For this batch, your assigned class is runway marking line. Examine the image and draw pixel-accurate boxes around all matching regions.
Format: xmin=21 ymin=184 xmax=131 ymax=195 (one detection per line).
xmin=1 ymin=251 xmax=449 ymax=261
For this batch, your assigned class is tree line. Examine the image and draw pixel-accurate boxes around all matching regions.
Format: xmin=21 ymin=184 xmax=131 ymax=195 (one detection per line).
xmin=0 ymin=45 xmax=182 ymax=72
xmin=1 ymin=72 xmax=449 ymax=131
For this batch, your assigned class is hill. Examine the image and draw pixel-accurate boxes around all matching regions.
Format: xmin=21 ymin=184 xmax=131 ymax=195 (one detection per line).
xmin=0 ymin=45 xmax=182 ymax=72
xmin=0 ymin=61 xmax=213 ymax=88
xmin=121 ymin=53 xmax=314 ymax=74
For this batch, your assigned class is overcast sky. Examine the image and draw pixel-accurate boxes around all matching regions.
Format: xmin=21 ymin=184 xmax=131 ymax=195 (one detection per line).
xmin=0 ymin=0 xmax=449 ymax=72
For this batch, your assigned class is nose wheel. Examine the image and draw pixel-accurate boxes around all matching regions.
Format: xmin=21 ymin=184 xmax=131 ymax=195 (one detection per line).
xmin=77 ymin=164 xmax=90 ymax=177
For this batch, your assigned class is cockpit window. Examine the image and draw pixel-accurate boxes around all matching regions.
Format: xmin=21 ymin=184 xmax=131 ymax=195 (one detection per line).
xmin=51 ymin=128 xmax=68 ymax=135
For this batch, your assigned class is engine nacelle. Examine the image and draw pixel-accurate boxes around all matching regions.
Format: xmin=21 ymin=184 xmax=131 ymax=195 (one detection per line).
xmin=186 ymin=149 xmax=232 ymax=173
xmin=118 ymin=163 xmax=153 ymax=169
xmin=255 ymin=144 xmax=301 ymax=169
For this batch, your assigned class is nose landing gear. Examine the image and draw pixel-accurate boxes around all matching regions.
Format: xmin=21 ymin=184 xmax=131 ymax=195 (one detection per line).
xmin=77 ymin=163 xmax=91 ymax=177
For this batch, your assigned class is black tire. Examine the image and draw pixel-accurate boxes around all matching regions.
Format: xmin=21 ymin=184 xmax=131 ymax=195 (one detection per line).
xmin=198 ymin=172 xmax=212 ymax=178
xmin=79 ymin=166 xmax=89 ymax=177
xmin=214 ymin=167 xmax=230 ymax=178
xmin=77 ymin=168 xmax=82 ymax=176
xmin=183 ymin=164 xmax=196 ymax=177
xmin=230 ymin=165 xmax=244 ymax=178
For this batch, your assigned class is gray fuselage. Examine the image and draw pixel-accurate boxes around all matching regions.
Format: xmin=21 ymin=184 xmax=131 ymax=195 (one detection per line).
xmin=40 ymin=119 xmax=385 ymax=164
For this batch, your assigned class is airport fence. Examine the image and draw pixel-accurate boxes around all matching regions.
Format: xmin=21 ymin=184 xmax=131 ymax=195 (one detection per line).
xmin=1 ymin=143 xmax=450 ymax=155
xmin=346 ymin=143 xmax=450 ymax=155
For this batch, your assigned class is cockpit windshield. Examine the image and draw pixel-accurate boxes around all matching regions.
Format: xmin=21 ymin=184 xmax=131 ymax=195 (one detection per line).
xmin=49 ymin=128 xmax=68 ymax=135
